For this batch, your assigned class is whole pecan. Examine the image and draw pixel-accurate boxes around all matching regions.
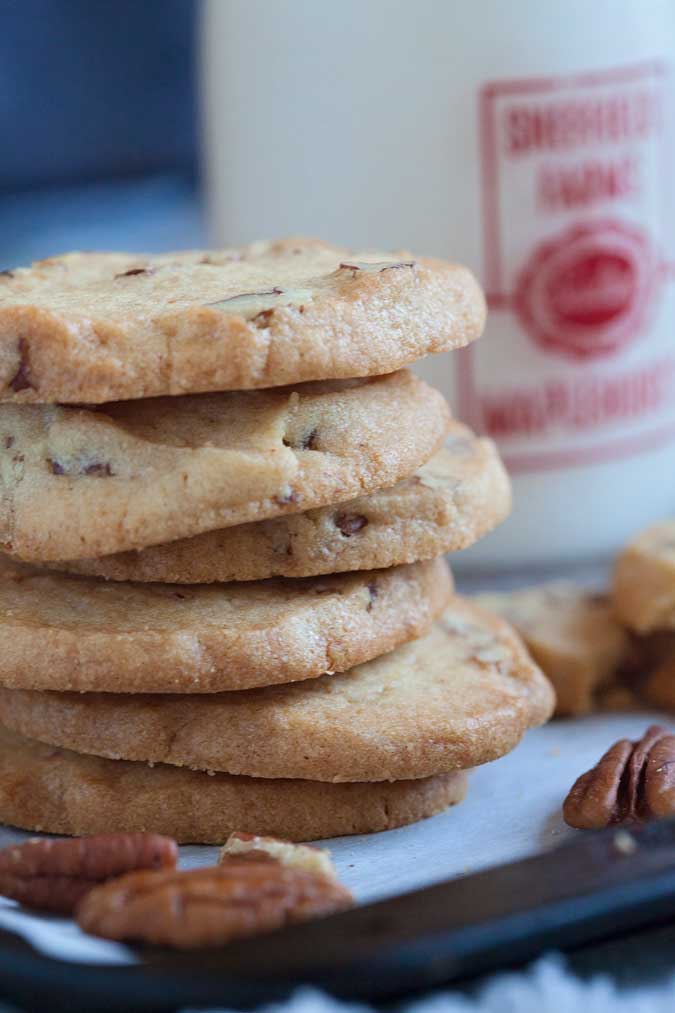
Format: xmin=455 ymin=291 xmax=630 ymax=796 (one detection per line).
xmin=0 ymin=833 xmax=178 ymax=914
xmin=77 ymin=859 xmax=353 ymax=949
xmin=563 ymin=725 xmax=675 ymax=829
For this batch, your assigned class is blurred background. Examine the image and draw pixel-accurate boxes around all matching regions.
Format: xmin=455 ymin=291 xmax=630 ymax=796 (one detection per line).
xmin=2 ymin=0 xmax=674 ymax=568
xmin=0 ymin=0 xmax=203 ymax=267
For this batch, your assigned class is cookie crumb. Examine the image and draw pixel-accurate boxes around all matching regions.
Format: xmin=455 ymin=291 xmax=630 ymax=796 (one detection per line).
xmin=613 ymin=829 xmax=637 ymax=855
xmin=221 ymin=832 xmax=338 ymax=881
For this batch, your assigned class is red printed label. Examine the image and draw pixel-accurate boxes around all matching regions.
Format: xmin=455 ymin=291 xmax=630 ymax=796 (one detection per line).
xmin=460 ymin=62 xmax=675 ymax=473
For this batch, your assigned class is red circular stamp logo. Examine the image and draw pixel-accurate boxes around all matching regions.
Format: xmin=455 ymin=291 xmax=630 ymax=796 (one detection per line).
xmin=514 ymin=220 xmax=660 ymax=360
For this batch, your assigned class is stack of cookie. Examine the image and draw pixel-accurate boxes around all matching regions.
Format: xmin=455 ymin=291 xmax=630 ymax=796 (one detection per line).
xmin=0 ymin=240 xmax=553 ymax=843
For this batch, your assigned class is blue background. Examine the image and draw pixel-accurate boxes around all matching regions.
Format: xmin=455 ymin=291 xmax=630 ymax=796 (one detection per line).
xmin=0 ymin=0 xmax=204 ymax=267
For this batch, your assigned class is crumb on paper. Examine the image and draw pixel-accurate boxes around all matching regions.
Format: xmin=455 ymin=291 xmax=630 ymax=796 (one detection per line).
xmin=220 ymin=832 xmax=337 ymax=880
xmin=613 ymin=829 xmax=638 ymax=855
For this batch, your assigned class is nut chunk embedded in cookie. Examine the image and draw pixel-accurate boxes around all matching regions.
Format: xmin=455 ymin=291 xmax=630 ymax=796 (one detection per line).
xmin=563 ymin=725 xmax=675 ymax=829
xmin=220 ymin=831 xmax=338 ymax=881
xmin=76 ymin=860 xmax=353 ymax=949
xmin=0 ymin=833 xmax=178 ymax=914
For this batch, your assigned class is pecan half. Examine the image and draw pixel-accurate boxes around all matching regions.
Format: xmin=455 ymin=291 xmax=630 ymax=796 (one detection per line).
xmin=0 ymin=833 xmax=178 ymax=914
xmin=76 ymin=859 xmax=353 ymax=949
xmin=563 ymin=725 xmax=675 ymax=829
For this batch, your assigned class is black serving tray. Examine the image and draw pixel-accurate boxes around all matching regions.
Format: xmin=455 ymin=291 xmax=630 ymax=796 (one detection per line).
xmin=4 ymin=818 xmax=675 ymax=1013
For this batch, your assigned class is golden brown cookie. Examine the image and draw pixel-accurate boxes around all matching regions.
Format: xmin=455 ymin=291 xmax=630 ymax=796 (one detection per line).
xmin=477 ymin=584 xmax=631 ymax=716
xmin=0 ymin=557 xmax=451 ymax=694
xmin=0 ymin=370 xmax=450 ymax=562
xmin=0 ymin=595 xmax=554 ymax=781
xmin=0 ymin=727 xmax=468 ymax=843
xmin=0 ymin=240 xmax=485 ymax=404
xmin=48 ymin=427 xmax=510 ymax=583
xmin=613 ymin=520 xmax=675 ymax=633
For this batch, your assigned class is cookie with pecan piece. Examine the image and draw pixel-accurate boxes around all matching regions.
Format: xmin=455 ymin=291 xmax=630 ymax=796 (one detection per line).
xmin=0 ymin=727 xmax=468 ymax=842
xmin=0 ymin=370 xmax=449 ymax=561
xmin=0 ymin=239 xmax=484 ymax=404
xmin=0 ymin=557 xmax=450 ymax=693
xmin=0 ymin=595 xmax=554 ymax=781
xmin=47 ymin=424 xmax=509 ymax=583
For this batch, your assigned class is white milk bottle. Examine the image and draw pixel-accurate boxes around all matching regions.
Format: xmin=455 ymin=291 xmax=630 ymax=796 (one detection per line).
xmin=201 ymin=0 xmax=675 ymax=568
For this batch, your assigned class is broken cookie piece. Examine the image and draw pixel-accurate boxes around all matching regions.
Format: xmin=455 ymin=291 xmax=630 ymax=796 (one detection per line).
xmin=477 ymin=584 xmax=634 ymax=716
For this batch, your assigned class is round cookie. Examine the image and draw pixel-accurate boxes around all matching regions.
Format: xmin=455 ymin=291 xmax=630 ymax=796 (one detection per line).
xmin=0 ymin=727 xmax=468 ymax=844
xmin=0 ymin=557 xmax=451 ymax=694
xmin=0 ymin=596 xmax=555 ymax=781
xmin=0 ymin=369 xmax=449 ymax=562
xmin=613 ymin=519 xmax=675 ymax=632
xmin=49 ymin=426 xmax=510 ymax=583
xmin=0 ymin=240 xmax=485 ymax=404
